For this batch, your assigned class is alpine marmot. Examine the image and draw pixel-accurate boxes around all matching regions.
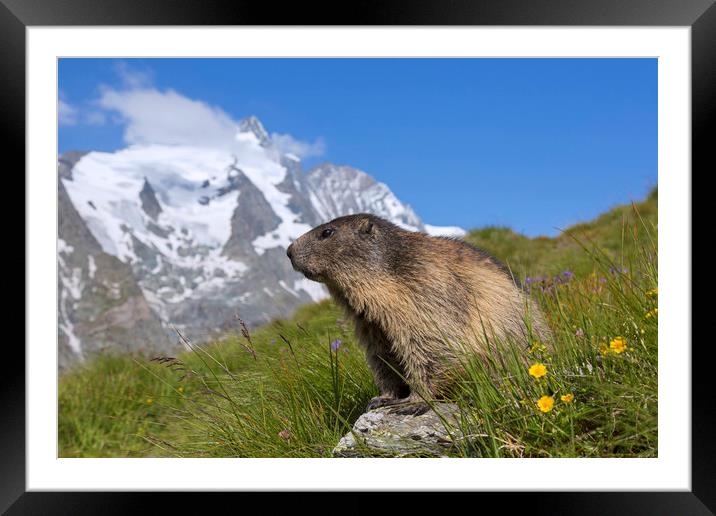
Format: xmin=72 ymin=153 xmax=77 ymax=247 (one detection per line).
xmin=287 ymin=214 xmax=550 ymax=412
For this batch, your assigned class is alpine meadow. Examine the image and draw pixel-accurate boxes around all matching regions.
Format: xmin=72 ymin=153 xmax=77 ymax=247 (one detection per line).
xmin=59 ymin=188 xmax=658 ymax=458
xmin=58 ymin=58 xmax=658 ymax=460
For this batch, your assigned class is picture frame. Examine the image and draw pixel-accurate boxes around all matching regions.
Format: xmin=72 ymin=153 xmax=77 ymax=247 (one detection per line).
xmin=6 ymin=0 xmax=711 ymax=511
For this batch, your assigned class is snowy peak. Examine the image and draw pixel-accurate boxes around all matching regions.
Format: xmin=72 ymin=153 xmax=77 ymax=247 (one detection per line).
xmin=238 ymin=115 xmax=270 ymax=147
xmin=306 ymin=163 xmax=424 ymax=231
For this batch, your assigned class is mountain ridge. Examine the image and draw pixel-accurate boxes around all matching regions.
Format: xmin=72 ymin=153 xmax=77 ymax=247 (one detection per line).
xmin=58 ymin=116 xmax=465 ymax=369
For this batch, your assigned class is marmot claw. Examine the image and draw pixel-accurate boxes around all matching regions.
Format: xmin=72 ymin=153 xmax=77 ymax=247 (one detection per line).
xmin=366 ymin=395 xmax=399 ymax=411
xmin=367 ymin=395 xmax=430 ymax=416
xmin=388 ymin=401 xmax=430 ymax=416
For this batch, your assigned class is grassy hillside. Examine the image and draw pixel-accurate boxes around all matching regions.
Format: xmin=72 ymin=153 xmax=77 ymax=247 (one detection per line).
xmin=59 ymin=190 xmax=658 ymax=458
xmin=464 ymin=187 xmax=657 ymax=280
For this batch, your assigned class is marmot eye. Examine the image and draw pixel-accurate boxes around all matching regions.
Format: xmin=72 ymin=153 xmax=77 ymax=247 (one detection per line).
xmin=320 ymin=228 xmax=335 ymax=240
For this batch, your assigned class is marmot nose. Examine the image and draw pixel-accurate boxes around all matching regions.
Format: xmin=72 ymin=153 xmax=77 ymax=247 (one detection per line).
xmin=286 ymin=244 xmax=294 ymax=260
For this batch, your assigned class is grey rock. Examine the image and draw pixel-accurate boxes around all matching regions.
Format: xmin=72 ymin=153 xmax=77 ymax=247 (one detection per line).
xmin=58 ymin=151 xmax=87 ymax=180
xmin=332 ymin=403 xmax=463 ymax=457
xmin=276 ymin=155 xmax=320 ymax=228
xmin=238 ymin=115 xmax=270 ymax=147
xmin=139 ymin=178 xmax=162 ymax=220
xmin=222 ymin=166 xmax=282 ymax=260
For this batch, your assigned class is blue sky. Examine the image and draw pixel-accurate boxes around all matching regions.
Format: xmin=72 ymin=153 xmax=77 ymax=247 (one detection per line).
xmin=58 ymin=58 xmax=657 ymax=236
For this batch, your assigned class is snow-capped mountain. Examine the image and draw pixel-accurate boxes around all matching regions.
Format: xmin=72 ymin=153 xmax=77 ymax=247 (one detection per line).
xmin=306 ymin=164 xmax=425 ymax=231
xmin=58 ymin=116 xmax=465 ymax=369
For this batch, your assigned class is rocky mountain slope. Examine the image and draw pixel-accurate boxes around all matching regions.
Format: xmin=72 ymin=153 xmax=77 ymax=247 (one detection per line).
xmin=58 ymin=116 xmax=465 ymax=369
xmin=58 ymin=154 xmax=173 ymax=370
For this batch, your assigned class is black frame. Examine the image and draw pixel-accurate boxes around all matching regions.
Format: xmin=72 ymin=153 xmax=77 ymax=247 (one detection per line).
xmin=5 ymin=0 xmax=712 ymax=512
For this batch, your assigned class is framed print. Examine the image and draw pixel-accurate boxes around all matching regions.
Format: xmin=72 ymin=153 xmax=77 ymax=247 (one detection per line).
xmin=6 ymin=0 xmax=713 ymax=512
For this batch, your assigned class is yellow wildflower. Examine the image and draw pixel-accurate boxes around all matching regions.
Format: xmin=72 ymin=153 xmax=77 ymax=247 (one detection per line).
xmin=528 ymin=363 xmax=547 ymax=378
xmin=645 ymin=308 xmax=658 ymax=319
xmin=599 ymin=343 xmax=610 ymax=356
xmin=560 ymin=393 xmax=574 ymax=403
xmin=646 ymin=288 xmax=658 ymax=297
xmin=537 ymin=395 xmax=554 ymax=413
xmin=145 ymin=398 xmax=153 ymax=405
xmin=530 ymin=341 xmax=547 ymax=353
xmin=609 ymin=336 xmax=627 ymax=354
xmin=177 ymin=386 xmax=184 ymax=393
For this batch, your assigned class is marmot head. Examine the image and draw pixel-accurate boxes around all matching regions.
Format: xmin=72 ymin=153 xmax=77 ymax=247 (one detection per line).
xmin=287 ymin=214 xmax=399 ymax=286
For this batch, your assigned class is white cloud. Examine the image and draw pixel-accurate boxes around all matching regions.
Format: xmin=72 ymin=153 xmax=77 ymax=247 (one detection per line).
xmin=58 ymin=99 xmax=78 ymax=126
xmin=98 ymin=87 xmax=242 ymax=150
xmin=62 ymin=62 xmax=325 ymax=157
xmin=97 ymin=85 xmax=325 ymax=159
xmin=84 ymin=111 xmax=107 ymax=125
xmin=271 ymin=133 xmax=326 ymax=159
xmin=115 ymin=61 xmax=153 ymax=89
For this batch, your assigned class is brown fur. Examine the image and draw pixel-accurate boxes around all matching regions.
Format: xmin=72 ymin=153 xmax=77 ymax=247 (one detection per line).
xmin=287 ymin=214 xmax=550 ymax=409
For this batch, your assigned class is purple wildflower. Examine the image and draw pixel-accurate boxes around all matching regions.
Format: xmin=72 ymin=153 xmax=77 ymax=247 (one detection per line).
xmin=330 ymin=339 xmax=342 ymax=352
xmin=562 ymin=270 xmax=575 ymax=281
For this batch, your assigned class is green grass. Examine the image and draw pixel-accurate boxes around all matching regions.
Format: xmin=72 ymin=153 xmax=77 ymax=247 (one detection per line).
xmin=59 ymin=190 xmax=658 ymax=458
xmin=59 ymin=302 xmax=377 ymax=457
xmin=464 ymin=187 xmax=657 ymax=279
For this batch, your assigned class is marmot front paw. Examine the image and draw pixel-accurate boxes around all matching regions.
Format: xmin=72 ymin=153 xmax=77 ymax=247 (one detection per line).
xmin=387 ymin=397 xmax=430 ymax=416
xmin=366 ymin=395 xmax=400 ymax=411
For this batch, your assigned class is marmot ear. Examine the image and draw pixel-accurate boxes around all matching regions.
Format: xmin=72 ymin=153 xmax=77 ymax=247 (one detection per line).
xmin=358 ymin=218 xmax=374 ymax=235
